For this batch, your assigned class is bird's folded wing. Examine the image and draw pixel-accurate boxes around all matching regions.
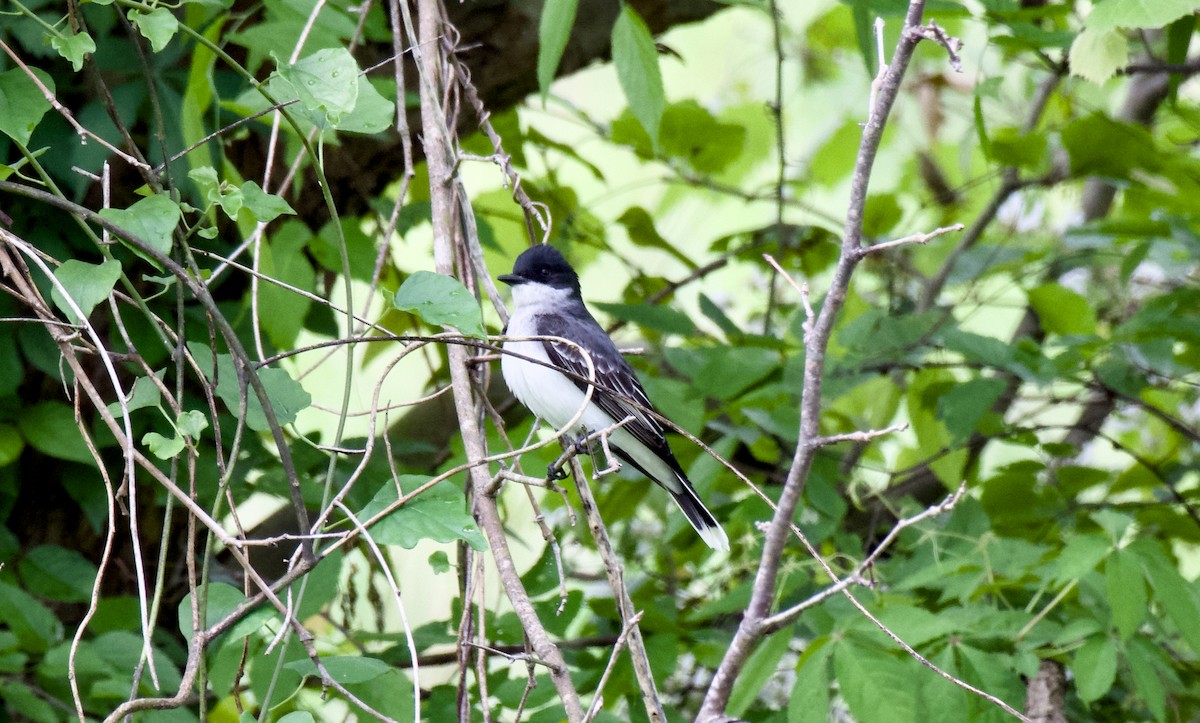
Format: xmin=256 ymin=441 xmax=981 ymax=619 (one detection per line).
xmin=538 ymin=327 xmax=671 ymax=456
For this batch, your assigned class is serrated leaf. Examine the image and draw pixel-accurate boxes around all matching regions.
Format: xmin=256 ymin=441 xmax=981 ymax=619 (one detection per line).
xmin=788 ymin=637 xmax=832 ymax=723
xmin=1069 ymin=27 xmax=1128 ymax=85
xmin=392 ymin=271 xmax=485 ymax=338
xmin=1086 ymin=0 xmax=1197 ymax=32
xmin=50 ymin=32 xmax=95 ymax=72
xmin=51 ymin=258 xmax=122 ymax=324
xmin=538 ymin=0 xmax=579 ymax=100
xmin=1105 ymin=548 xmax=1147 ymax=640
xmin=1074 ymin=635 xmax=1118 ymax=702
xmin=728 ymin=629 xmax=792 ymax=716
xmin=1136 ymin=542 xmax=1200 ymax=656
xmin=99 ymin=195 xmax=182 ymax=267
xmin=835 ymin=639 xmax=918 ymax=722
xmin=0 ymin=68 xmax=53 ymax=146
xmin=360 ymin=478 xmax=487 ymax=551
xmin=612 ymin=5 xmax=664 ymax=145
xmin=128 ymin=7 xmax=178 ymax=52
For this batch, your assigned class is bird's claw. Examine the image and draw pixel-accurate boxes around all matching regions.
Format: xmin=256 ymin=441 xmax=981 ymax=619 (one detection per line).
xmin=546 ymin=464 xmax=570 ymax=481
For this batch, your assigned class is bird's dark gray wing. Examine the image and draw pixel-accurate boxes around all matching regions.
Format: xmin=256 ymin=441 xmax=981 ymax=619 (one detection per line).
xmin=537 ymin=313 xmax=676 ymax=460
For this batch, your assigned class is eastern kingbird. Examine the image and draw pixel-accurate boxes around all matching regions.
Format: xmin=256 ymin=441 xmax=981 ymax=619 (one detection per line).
xmin=499 ymin=245 xmax=729 ymax=551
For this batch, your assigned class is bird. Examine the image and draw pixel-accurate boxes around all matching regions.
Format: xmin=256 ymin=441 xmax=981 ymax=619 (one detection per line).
xmin=498 ymin=244 xmax=729 ymax=551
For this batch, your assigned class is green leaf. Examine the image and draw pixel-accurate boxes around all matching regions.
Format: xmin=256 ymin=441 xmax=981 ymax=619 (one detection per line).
xmin=18 ymin=545 xmax=97 ymax=603
xmin=1069 ymin=27 xmax=1128 ymax=85
xmin=788 ymin=637 xmax=832 ymax=723
xmin=611 ymin=5 xmax=664 ymax=145
xmin=240 ymin=180 xmax=295 ymax=223
xmin=1055 ymin=534 xmax=1113 ymax=585
xmin=392 ymin=271 xmax=485 ymax=338
xmin=0 ymin=681 xmax=57 ymax=721
xmin=810 ymin=119 xmax=862 ymax=185
xmin=537 ymin=0 xmax=579 ymax=100
xmin=616 ymin=206 xmax=696 ymax=268
xmin=835 ymin=638 xmax=917 ymax=722
xmin=18 ymin=402 xmax=95 ymax=465
xmin=1105 ymin=548 xmax=1147 ymax=640
xmin=862 ymin=193 xmax=902 ymax=236
xmin=989 ymin=127 xmax=1049 ymax=170
xmin=194 ymin=344 xmax=312 ymax=431
xmin=128 ymin=8 xmax=179 ymax=52
xmin=1086 ymin=0 xmax=1197 ymax=32
xmin=0 ymin=424 xmax=23 ymax=467
xmin=99 ymin=195 xmax=182 ymax=266
xmin=1125 ymin=636 xmax=1167 ymax=720
xmin=658 ymin=100 xmax=747 ymax=174
xmin=51 ymin=258 xmax=122 ymax=324
xmin=278 ymin=48 xmax=359 ymax=125
xmin=0 ymin=581 xmax=62 ymax=653
xmin=178 ymin=582 xmax=274 ymax=643
xmin=0 ymin=68 xmax=53 ymax=146
xmin=428 ymin=551 xmax=451 ymax=574
xmin=691 ymin=347 xmax=778 ymax=401
xmin=1074 ymin=635 xmax=1118 ymax=702
xmin=50 ymin=31 xmax=96 ymax=72
xmin=176 ymin=410 xmax=209 ymax=439
xmin=1061 ymin=113 xmax=1158 ymax=179
xmin=259 ymin=222 xmax=315 ymax=348
xmin=592 ymin=301 xmax=695 ymax=336
xmin=107 ymin=373 xmax=163 ymax=417
xmin=142 ymin=431 xmax=185 ymax=460
xmin=285 ymin=655 xmax=390 ymax=684
xmin=360 ymin=477 xmax=487 ymax=551
xmin=729 ymin=629 xmax=792 ymax=716
xmin=937 ymin=377 xmax=1006 ymax=444
xmin=1028 ymin=283 xmax=1097 ymax=335
xmin=333 ymin=76 xmax=393 ymax=135
xmin=1135 ymin=542 xmax=1200 ymax=656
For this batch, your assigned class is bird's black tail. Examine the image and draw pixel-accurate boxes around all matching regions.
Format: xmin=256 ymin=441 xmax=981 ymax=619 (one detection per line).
xmin=669 ymin=476 xmax=729 ymax=551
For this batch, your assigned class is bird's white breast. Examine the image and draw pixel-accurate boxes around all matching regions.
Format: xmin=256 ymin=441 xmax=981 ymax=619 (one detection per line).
xmin=502 ymin=308 xmax=614 ymax=437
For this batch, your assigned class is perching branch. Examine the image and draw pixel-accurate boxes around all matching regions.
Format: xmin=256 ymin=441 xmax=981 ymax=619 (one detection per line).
xmin=409 ymin=0 xmax=584 ymax=717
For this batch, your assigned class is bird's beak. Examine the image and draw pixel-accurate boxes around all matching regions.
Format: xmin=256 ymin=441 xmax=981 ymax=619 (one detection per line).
xmin=498 ymin=273 xmax=525 ymax=286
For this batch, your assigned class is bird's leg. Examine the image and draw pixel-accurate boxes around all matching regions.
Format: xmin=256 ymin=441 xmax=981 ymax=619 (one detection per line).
xmin=545 ymin=452 xmax=571 ymax=481
xmin=590 ymin=428 xmax=622 ymax=479
xmin=546 ymin=429 xmax=597 ymax=481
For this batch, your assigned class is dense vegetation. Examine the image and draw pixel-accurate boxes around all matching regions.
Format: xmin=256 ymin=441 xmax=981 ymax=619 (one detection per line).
xmin=1 ymin=0 xmax=1198 ymax=720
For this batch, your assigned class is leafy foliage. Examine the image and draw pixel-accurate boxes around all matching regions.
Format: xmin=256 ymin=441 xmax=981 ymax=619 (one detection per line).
xmin=0 ymin=0 xmax=1198 ymax=721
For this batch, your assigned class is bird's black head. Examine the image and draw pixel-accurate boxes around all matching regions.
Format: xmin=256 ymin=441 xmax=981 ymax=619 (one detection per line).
xmin=499 ymin=245 xmax=581 ymax=294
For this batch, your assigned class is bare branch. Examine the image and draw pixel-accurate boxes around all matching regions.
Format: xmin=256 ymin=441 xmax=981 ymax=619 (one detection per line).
xmin=813 ymin=422 xmax=908 ymax=448
xmin=855 ymin=223 xmax=963 ymax=258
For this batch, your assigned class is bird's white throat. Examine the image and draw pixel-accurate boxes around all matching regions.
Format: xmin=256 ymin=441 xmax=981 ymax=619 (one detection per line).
xmin=509 ymin=281 xmax=576 ymax=314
